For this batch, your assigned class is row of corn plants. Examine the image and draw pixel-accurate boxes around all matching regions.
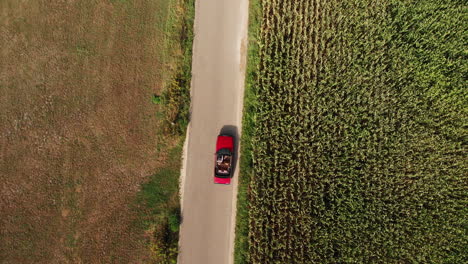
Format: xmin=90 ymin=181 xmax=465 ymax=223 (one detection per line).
xmin=244 ymin=0 xmax=467 ymax=263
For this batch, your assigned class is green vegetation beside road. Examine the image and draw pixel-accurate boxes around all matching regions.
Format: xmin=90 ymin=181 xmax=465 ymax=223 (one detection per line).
xmin=234 ymin=0 xmax=261 ymax=263
xmin=134 ymin=0 xmax=194 ymax=263
xmin=236 ymin=0 xmax=467 ymax=263
xmin=136 ymin=142 xmax=183 ymax=263
xmin=157 ymin=0 xmax=194 ymax=137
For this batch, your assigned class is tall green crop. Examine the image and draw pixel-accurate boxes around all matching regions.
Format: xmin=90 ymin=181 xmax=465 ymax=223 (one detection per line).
xmin=246 ymin=0 xmax=467 ymax=263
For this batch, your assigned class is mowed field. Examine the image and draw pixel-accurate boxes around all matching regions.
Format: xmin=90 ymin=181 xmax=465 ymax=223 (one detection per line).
xmin=0 ymin=0 xmax=186 ymax=262
xmin=237 ymin=0 xmax=467 ymax=263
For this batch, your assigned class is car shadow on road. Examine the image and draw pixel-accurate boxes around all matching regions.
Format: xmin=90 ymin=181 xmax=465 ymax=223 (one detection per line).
xmin=219 ymin=125 xmax=239 ymax=178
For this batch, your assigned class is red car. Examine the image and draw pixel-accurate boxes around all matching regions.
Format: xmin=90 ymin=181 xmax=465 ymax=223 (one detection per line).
xmin=214 ymin=135 xmax=234 ymax=184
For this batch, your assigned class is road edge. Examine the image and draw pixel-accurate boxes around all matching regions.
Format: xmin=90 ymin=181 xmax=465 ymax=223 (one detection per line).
xmin=179 ymin=124 xmax=190 ymax=212
xmin=228 ymin=0 xmax=250 ymax=263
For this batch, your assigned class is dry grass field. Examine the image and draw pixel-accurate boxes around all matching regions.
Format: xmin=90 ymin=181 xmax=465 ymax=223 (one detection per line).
xmin=0 ymin=0 xmax=189 ymax=262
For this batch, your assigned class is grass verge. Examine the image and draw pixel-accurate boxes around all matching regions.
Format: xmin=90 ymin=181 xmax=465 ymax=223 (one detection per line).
xmin=133 ymin=0 xmax=194 ymax=263
xmin=233 ymin=0 xmax=261 ymax=263
xmin=135 ymin=142 xmax=183 ymax=262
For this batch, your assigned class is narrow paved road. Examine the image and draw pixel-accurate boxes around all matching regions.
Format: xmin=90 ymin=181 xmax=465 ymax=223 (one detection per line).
xmin=178 ymin=0 xmax=249 ymax=264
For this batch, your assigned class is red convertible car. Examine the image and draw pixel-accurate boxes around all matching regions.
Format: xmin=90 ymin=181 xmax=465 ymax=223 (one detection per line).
xmin=214 ymin=135 xmax=234 ymax=184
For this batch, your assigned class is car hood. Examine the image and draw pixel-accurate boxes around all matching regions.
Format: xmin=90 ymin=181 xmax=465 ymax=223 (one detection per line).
xmin=214 ymin=176 xmax=231 ymax=185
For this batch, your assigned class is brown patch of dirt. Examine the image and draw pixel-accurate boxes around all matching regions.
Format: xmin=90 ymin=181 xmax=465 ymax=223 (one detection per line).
xmin=61 ymin=209 xmax=70 ymax=218
xmin=0 ymin=0 xmax=172 ymax=263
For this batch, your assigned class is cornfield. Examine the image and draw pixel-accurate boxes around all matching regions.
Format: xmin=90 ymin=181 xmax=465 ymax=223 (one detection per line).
xmin=247 ymin=0 xmax=467 ymax=263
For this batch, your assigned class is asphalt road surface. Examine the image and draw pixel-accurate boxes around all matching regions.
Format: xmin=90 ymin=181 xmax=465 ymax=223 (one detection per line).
xmin=177 ymin=0 xmax=249 ymax=264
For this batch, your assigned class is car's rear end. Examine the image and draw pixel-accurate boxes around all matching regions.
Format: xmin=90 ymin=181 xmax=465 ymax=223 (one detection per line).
xmin=214 ymin=135 xmax=234 ymax=184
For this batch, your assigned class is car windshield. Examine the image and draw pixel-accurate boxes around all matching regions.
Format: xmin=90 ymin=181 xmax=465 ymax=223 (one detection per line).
xmin=217 ymin=148 xmax=231 ymax=155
